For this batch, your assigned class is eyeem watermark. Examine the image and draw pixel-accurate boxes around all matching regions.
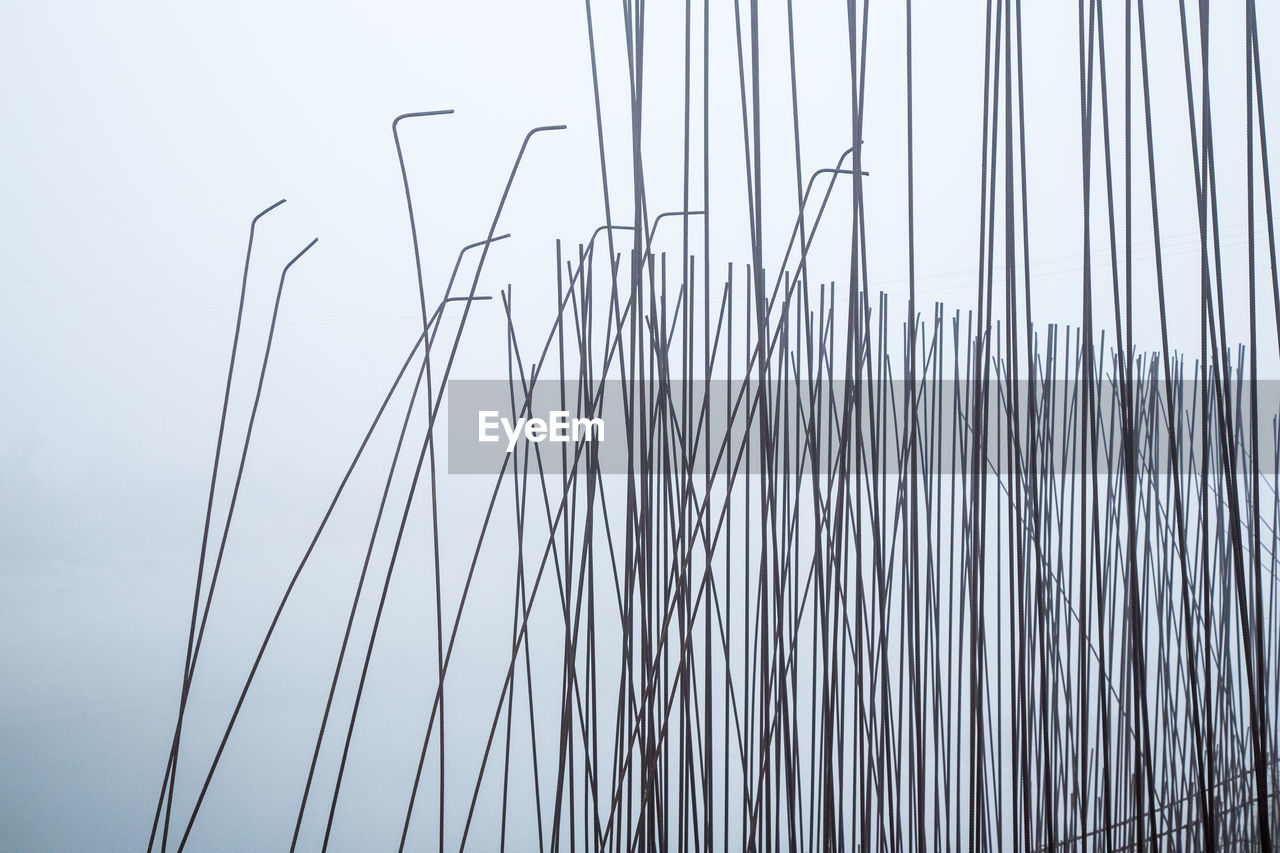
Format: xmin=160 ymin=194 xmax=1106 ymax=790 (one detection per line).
xmin=447 ymin=378 xmax=1280 ymax=476
xmin=478 ymin=410 xmax=605 ymax=453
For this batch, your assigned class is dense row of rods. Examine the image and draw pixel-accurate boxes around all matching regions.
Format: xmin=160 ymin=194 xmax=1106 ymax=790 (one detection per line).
xmin=151 ymin=0 xmax=1279 ymax=850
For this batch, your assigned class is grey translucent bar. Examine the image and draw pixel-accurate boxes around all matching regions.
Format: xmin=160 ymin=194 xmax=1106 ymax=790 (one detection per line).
xmin=446 ymin=379 xmax=1280 ymax=476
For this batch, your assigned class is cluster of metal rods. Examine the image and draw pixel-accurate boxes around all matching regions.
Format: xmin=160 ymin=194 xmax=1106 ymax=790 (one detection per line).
xmin=150 ymin=0 xmax=1280 ymax=850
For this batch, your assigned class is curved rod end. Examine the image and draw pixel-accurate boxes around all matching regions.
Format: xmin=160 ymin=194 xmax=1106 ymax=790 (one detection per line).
xmin=392 ymin=109 xmax=456 ymax=133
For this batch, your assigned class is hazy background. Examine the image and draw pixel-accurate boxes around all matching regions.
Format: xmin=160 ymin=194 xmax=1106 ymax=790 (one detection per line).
xmin=3 ymin=0 xmax=1276 ymax=849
